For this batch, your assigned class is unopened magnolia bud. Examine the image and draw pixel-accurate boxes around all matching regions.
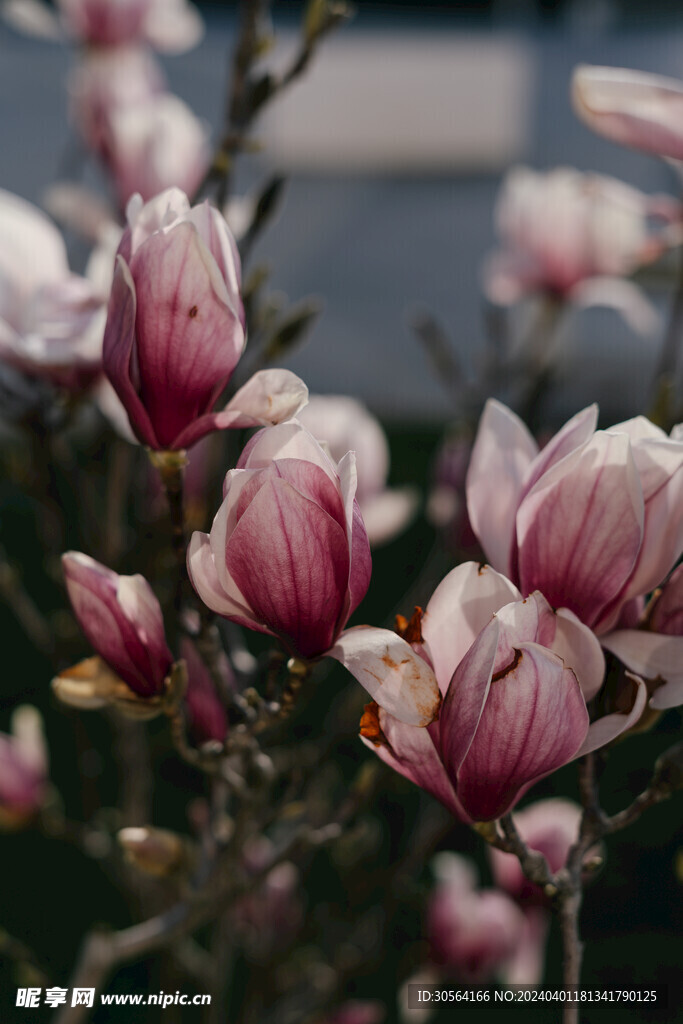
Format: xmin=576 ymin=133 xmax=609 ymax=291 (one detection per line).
xmin=118 ymin=826 xmax=187 ymax=877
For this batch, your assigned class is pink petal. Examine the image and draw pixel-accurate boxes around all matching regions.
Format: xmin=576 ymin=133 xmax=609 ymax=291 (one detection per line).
xmin=330 ymin=626 xmax=440 ymax=726
xmin=456 ymin=642 xmax=589 ymax=821
xmin=187 ymin=532 xmax=270 ymax=634
xmin=422 ymin=563 xmax=521 ymax=694
xmin=237 ymin=420 xmax=338 ymax=484
xmin=466 ymin=400 xmax=538 ymax=575
xmin=130 ymin=223 xmax=244 ymax=449
xmin=552 ymin=608 xmax=606 ymax=701
xmin=571 ymin=278 xmax=661 ymax=334
xmin=517 ymin=431 xmax=644 ymax=630
xmin=576 ymin=673 xmax=647 ymax=754
xmin=102 ymin=256 xmax=158 ymax=447
xmin=439 ymin=616 xmax=500 ymax=776
xmin=601 ymin=630 xmax=683 ymax=710
xmin=520 ymin=404 xmax=598 ymax=502
xmin=225 ymin=478 xmax=350 ymax=658
xmin=572 ymin=65 xmax=683 ymax=161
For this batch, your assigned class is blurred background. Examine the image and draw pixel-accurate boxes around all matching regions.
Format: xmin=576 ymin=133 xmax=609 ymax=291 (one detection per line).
xmin=0 ymin=2 xmax=681 ymax=1022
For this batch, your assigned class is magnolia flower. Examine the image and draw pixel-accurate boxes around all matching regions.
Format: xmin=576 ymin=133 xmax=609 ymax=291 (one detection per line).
xmin=7 ymin=0 xmax=203 ymax=53
xmin=188 ymin=421 xmax=439 ymax=725
xmin=428 ymin=853 xmax=526 ymax=983
xmin=61 ymin=552 xmax=173 ymax=698
xmin=298 ymin=394 xmax=418 ymax=546
xmin=355 ymin=563 xmax=645 ymax=821
xmin=467 ymin=401 xmax=683 ymax=637
xmin=0 ymin=706 xmax=48 ymax=830
xmin=103 ymin=188 xmax=307 ymax=450
xmin=488 ymin=798 xmax=581 ymax=904
xmin=69 ymin=46 xmax=165 ymax=161
xmin=103 ymin=93 xmax=210 ymax=207
xmin=572 ymin=65 xmax=683 ymax=162
xmin=602 ymin=564 xmax=683 ymax=711
xmin=0 ymin=189 xmax=104 ymax=390
xmin=483 ymin=166 xmax=676 ymax=331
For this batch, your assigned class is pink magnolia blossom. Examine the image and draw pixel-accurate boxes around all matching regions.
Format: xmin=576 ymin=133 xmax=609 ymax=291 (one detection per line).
xmin=69 ymin=46 xmax=165 ymax=161
xmin=298 ymin=394 xmax=418 ymax=546
xmin=103 ymin=188 xmax=307 ymax=450
xmin=187 ymin=421 xmax=438 ymax=725
xmin=0 ymin=189 xmax=104 ymax=390
xmin=428 ymin=852 xmax=527 ymax=983
xmin=103 ymin=93 xmax=210 ymax=207
xmin=602 ymin=564 xmax=683 ymax=711
xmin=489 ymin=798 xmax=581 ymax=904
xmin=62 ymin=552 xmax=173 ymax=697
xmin=353 ymin=563 xmax=645 ymax=821
xmin=572 ymin=65 xmax=683 ymax=162
xmin=58 ymin=0 xmax=203 ymax=52
xmin=0 ymin=706 xmax=48 ymax=830
xmin=483 ymin=166 xmax=676 ymax=330
xmin=466 ymin=401 xmax=683 ymax=638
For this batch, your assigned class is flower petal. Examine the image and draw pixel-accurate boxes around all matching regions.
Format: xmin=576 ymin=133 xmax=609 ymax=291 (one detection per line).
xmin=575 ymin=673 xmax=647 ymax=753
xmin=456 ymin=642 xmax=589 ymax=820
xmin=422 ymin=563 xmax=521 ymax=694
xmin=601 ymin=630 xmax=683 ymax=709
xmin=517 ymin=431 xmax=644 ymax=630
xmin=330 ymin=627 xmax=440 ymax=725
xmin=466 ymin=399 xmax=537 ymax=575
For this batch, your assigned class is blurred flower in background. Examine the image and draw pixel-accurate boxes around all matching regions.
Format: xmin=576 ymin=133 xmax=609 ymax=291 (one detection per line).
xmin=0 ymin=705 xmax=49 ymax=830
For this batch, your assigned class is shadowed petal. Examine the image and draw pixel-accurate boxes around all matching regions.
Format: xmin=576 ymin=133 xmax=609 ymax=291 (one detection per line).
xmin=602 ymin=631 xmax=683 ymax=709
xmin=187 ymin=532 xmax=267 ymax=633
xmin=576 ymin=673 xmax=647 ymax=753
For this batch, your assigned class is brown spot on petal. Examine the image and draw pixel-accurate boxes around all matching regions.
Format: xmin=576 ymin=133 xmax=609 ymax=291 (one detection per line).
xmin=189 ymin=305 xmax=199 ymax=318
xmin=491 ymin=647 xmax=522 ymax=683
xmin=395 ymin=606 xmax=424 ymax=644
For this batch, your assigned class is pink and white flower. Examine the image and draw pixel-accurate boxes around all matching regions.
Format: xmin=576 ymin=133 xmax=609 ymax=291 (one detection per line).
xmin=428 ymin=852 xmax=527 ymax=983
xmin=188 ymin=420 xmax=439 ymax=725
xmin=572 ymin=65 xmax=683 ymax=163
xmin=103 ymin=188 xmax=306 ymax=450
xmin=62 ymin=552 xmax=173 ymax=697
xmin=352 ymin=563 xmax=644 ymax=821
xmin=0 ymin=706 xmax=48 ymax=830
xmin=298 ymin=394 xmax=418 ymax=546
xmin=467 ymin=401 xmax=683 ymax=636
xmin=0 ymin=189 xmax=104 ymax=390
xmin=483 ymin=166 xmax=677 ymax=330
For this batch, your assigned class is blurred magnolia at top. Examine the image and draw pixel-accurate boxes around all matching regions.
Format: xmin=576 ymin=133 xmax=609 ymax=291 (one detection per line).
xmin=572 ymin=65 xmax=683 ymax=163
xmin=488 ymin=798 xmax=581 ymax=904
xmin=356 ymin=562 xmax=645 ymax=821
xmin=0 ymin=189 xmax=105 ymax=391
xmin=4 ymin=0 xmax=203 ymax=52
xmin=102 ymin=92 xmax=210 ymax=208
xmin=103 ymin=188 xmax=307 ymax=450
xmin=483 ymin=166 xmax=678 ymax=332
xmin=0 ymin=706 xmax=48 ymax=830
xmin=69 ymin=45 xmax=165 ymax=162
xmin=298 ymin=394 xmax=418 ymax=546
xmin=427 ymin=852 xmax=527 ymax=984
